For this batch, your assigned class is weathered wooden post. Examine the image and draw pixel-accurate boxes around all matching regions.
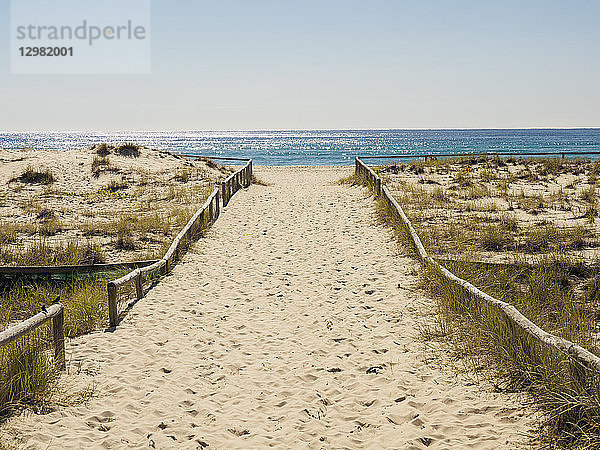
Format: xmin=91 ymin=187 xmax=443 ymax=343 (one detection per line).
xmin=107 ymin=282 xmax=118 ymax=328
xmin=209 ymin=197 xmax=214 ymax=220
xmin=135 ymin=270 xmax=143 ymax=299
xmin=221 ymin=181 xmax=227 ymax=206
xmin=215 ymin=190 xmax=220 ymax=217
xmin=52 ymin=305 xmax=65 ymax=370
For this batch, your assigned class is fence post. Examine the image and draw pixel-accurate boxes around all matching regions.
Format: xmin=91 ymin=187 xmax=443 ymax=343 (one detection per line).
xmin=135 ymin=271 xmax=143 ymax=299
xmin=52 ymin=305 xmax=65 ymax=370
xmin=209 ymin=198 xmax=214 ymax=220
xmin=215 ymin=190 xmax=220 ymax=217
xmin=355 ymin=157 xmax=359 ymax=175
xmin=107 ymin=282 xmax=118 ymax=328
xmin=249 ymin=161 xmax=253 ymax=180
xmin=221 ymin=181 xmax=227 ymax=206
xmin=376 ymin=178 xmax=381 ymax=196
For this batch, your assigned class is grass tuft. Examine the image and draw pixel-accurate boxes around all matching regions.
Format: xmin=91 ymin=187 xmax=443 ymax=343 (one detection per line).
xmin=115 ymin=143 xmax=140 ymax=157
xmin=11 ymin=166 xmax=55 ymax=185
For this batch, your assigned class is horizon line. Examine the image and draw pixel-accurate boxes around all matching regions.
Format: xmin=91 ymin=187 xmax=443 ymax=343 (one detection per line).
xmin=2 ymin=126 xmax=600 ymax=133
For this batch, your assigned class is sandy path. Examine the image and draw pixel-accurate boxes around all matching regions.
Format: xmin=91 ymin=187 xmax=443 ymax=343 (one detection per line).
xmin=2 ymin=167 xmax=532 ymax=449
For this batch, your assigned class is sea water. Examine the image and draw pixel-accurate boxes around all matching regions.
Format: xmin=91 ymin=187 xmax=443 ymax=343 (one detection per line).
xmin=1 ymin=129 xmax=599 ymax=165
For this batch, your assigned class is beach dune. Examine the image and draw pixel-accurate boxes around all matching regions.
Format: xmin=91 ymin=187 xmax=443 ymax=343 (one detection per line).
xmin=2 ymin=167 xmax=532 ymax=449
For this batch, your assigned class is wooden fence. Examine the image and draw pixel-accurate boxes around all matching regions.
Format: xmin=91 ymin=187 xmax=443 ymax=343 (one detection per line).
xmin=107 ymin=159 xmax=253 ymax=328
xmin=0 ymin=303 xmax=65 ymax=370
xmin=355 ymin=156 xmax=600 ymax=372
xmin=0 ymin=260 xmax=159 ymax=284
xmin=222 ymin=160 xmax=252 ymax=206
xmin=358 ymin=150 xmax=600 ymax=161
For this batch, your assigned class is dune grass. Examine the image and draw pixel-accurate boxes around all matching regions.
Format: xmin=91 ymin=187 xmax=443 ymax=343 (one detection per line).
xmin=10 ymin=166 xmax=55 ymax=185
xmin=0 ymin=331 xmax=57 ymax=418
xmin=0 ymin=240 xmax=106 ymax=267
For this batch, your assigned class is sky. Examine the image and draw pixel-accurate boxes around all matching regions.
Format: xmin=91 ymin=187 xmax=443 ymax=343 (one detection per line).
xmin=1 ymin=0 xmax=599 ymax=131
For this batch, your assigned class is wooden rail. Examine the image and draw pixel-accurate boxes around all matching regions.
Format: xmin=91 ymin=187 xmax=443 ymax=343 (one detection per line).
xmin=359 ymin=150 xmax=600 ymax=161
xmin=172 ymin=154 xmax=252 ymax=162
xmin=221 ymin=160 xmax=253 ymax=207
xmin=0 ymin=260 xmax=158 ymax=275
xmin=0 ymin=303 xmax=65 ymax=370
xmin=0 ymin=260 xmax=160 ymax=284
xmin=167 ymin=153 xmax=253 ymax=207
xmin=107 ymin=187 xmax=224 ymax=327
xmin=355 ymin=156 xmax=600 ymax=373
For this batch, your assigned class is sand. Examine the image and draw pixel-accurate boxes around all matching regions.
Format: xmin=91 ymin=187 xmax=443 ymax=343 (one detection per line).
xmin=1 ymin=167 xmax=533 ymax=449
xmin=0 ymin=146 xmax=226 ymax=262
xmin=380 ymin=158 xmax=600 ymax=265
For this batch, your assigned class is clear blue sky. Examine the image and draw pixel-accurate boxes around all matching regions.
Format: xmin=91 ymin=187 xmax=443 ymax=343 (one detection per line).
xmin=1 ymin=0 xmax=599 ymax=131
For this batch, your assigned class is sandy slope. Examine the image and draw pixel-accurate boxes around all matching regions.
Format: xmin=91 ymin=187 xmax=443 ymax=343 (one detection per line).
xmin=2 ymin=167 xmax=533 ymax=449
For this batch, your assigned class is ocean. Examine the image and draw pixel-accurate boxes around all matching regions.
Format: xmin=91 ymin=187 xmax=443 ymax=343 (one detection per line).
xmin=1 ymin=129 xmax=599 ymax=165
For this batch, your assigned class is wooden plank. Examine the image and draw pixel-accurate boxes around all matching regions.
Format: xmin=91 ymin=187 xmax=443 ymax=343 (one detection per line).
xmin=139 ymin=259 xmax=166 ymax=275
xmin=170 ymin=153 xmax=251 ymax=162
xmin=107 ymin=282 xmax=118 ymax=327
xmin=52 ymin=307 xmax=65 ymax=369
xmin=0 ymin=260 xmax=160 ymax=275
xmin=135 ymin=272 xmax=143 ymax=299
xmin=359 ymin=150 xmax=600 ymax=160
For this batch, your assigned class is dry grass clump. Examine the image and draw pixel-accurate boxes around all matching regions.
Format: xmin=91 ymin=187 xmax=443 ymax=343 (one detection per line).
xmin=113 ymin=218 xmax=135 ymax=250
xmin=91 ymin=156 xmax=113 ymax=177
xmin=581 ymin=185 xmax=597 ymax=204
xmin=95 ymin=143 xmax=110 ymax=157
xmin=104 ymin=180 xmax=129 ymax=193
xmin=479 ymin=224 xmax=515 ymax=251
xmin=115 ymin=143 xmax=140 ymax=157
xmin=90 ymin=142 xmax=140 ymax=157
xmin=0 ymin=223 xmax=19 ymax=244
xmin=251 ymin=175 xmax=270 ymax=186
xmin=10 ymin=166 xmax=55 ymax=185
xmin=0 ymin=240 xmax=106 ymax=266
